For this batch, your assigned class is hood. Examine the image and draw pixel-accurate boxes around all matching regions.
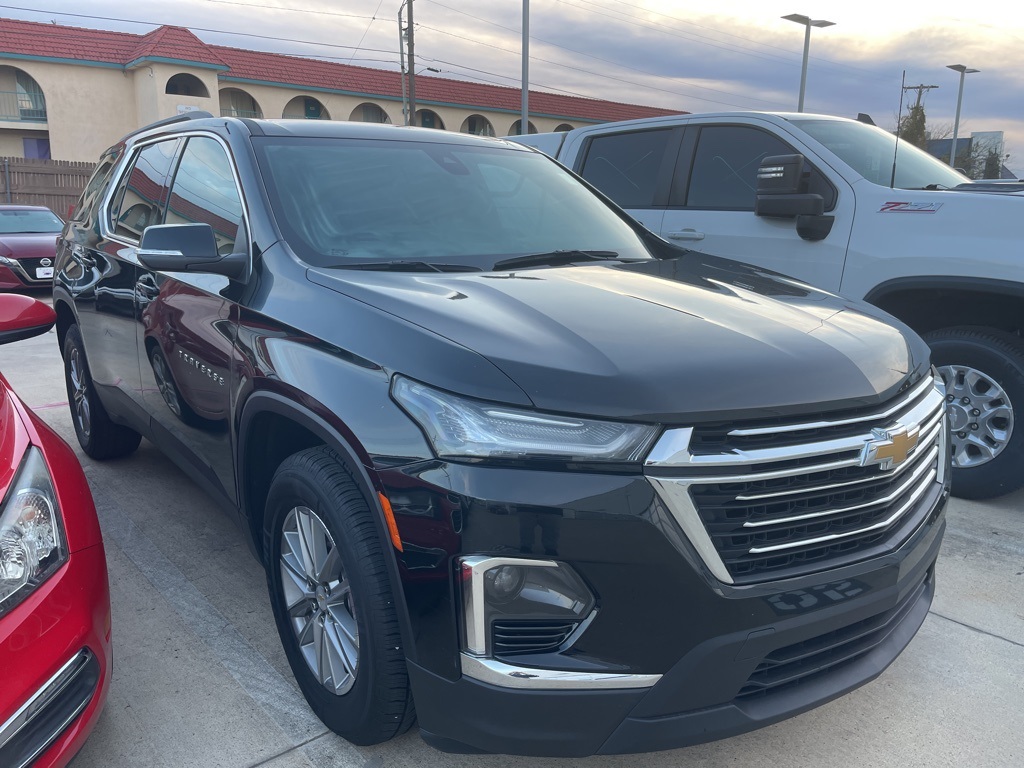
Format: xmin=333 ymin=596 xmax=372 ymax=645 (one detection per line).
xmin=307 ymin=256 xmax=926 ymax=423
xmin=0 ymin=232 xmax=59 ymax=260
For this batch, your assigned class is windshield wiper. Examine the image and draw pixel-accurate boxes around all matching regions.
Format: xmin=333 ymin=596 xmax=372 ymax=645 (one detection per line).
xmin=326 ymin=260 xmax=481 ymax=273
xmin=492 ymin=250 xmax=623 ymax=271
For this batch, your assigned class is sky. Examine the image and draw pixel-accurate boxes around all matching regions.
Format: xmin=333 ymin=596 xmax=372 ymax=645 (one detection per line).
xmin=4 ymin=0 xmax=1023 ymax=174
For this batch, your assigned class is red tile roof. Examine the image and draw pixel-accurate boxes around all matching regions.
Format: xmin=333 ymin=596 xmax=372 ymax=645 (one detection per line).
xmin=0 ymin=17 xmax=681 ymax=123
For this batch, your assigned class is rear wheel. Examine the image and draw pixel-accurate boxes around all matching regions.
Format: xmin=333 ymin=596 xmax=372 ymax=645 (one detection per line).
xmin=63 ymin=324 xmax=142 ymax=460
xmin=924 ymin=327 xmax=1024 ymax=499
xmin=264 ymin=446 xmax=414 ymax=745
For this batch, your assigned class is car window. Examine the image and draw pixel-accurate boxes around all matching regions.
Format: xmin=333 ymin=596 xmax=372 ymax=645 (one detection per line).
xmin=253 ymin=137 xmax=653 ymax=269
xmin=685 ymin=126 xmax=795 ymax=210
xmin=109 ymin=139 xmax=181 ymax=242
xmin=0 ymin=208 xmax=63 ymax=233
xmin=578 ymin=129 xmax=674 ymax=208
xmin=165 ymin=137 xmax=246 ymax=255
xmin=72 ymin=147 xmax=121 ymax=224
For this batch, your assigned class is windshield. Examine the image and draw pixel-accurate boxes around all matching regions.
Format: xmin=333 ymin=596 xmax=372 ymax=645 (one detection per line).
xmin=0 ymin=208 xmax=62 ymax=234
xmin=253 ymin=137 xmax=653 ymax=269
xmin=790 ymin=119 xmax=970 ymax=190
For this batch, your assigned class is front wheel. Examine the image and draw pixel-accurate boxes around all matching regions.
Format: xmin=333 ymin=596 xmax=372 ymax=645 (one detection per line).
xmin=264 ymin=446 xmax=414 ymax=745
xmin=924 ymin=327 xmax=1024 ymax=500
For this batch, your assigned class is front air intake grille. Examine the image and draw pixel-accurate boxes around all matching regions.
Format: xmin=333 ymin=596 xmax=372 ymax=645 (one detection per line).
xmin=736 ymin=573 xmax=930 ymax=700
xmin=492 ymin=620 xmax=578 ymax=656
xmin=646 ymin=375 xmax=948 ymax=583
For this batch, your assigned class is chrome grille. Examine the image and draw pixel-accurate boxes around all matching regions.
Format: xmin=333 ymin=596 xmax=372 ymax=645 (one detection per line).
xmin=646 ymin=375 xmax=948 ymax=584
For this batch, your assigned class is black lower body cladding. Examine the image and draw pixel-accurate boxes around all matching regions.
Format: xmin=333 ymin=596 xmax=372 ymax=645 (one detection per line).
xmin=381 ymin=459 xmax=948 ymax=757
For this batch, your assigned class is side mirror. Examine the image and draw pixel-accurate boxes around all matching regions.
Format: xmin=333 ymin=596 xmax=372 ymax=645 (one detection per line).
xmin=0 ymin=294 xmax=57 ymax=346
xmin=755 ymin=154 xmax=825 ymax=218
xmin=138 ymin=223 xmax=246 ymax=280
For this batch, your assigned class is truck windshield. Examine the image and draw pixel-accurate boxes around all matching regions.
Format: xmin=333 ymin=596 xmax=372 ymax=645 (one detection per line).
xmin=790 ymin=119 xmax=970 ymax=190
xmin=253 ymin=137 xmax=653 ymax=269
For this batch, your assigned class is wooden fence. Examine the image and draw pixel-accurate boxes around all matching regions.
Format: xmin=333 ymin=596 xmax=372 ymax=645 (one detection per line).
xmin=0 ymin=156 xmax=94 ymax=217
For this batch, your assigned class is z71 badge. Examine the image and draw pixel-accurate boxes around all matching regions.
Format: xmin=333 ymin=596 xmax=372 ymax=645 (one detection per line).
xmin=879 ymin=202 xmax=943 ymax=213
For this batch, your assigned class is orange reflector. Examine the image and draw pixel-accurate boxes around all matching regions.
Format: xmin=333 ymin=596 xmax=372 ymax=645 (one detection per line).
xmin=378 ymin=492 xmax=403 ymax=552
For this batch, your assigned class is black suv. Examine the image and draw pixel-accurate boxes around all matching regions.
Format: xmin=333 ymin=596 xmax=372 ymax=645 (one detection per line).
xmin=53 ymin=113 xmax=949 ymax=757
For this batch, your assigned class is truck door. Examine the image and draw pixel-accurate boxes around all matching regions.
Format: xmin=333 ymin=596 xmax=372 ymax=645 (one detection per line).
xmin=658 ymin=122 xmax=855 ymax=292
xmin=137 ymin=135 xmax=245 ymax=504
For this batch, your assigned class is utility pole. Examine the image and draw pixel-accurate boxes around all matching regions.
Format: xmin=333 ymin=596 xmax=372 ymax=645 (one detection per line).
xmin=521 ymin=0 xmax=529 ymax=135
xmin=398 ymin=2 xmax=408 ymax=125
xmin=902 ymin=83 xmax=938 ymax=110
xmin=407 ymin=0 xmax=417 ymax=127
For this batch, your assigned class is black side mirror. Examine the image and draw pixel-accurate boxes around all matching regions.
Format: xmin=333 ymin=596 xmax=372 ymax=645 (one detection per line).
xmin=755 ymin=154 xmax=825 ymax=218
xmin=138 ymin=223 xmax=247 ymax=280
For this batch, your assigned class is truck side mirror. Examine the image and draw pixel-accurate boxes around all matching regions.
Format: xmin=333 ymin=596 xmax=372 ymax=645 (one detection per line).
xmin=138 ymin=223 xmax=246 ymax=280
xmin=755 ymin=154 xmax=825 ymax=218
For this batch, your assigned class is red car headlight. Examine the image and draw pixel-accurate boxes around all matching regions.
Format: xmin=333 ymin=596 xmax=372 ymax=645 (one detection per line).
xmin=0 ymin=447 xmax=68 ymax=617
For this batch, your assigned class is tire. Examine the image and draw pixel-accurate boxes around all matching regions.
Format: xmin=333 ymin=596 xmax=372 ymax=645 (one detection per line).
xmin=264 ymin=446 xmax=415 ymax=745
xmin=924 ymin=326 xmax=1024 ymax=500
xmin=63 ymin=324 xmax=142 ymax=460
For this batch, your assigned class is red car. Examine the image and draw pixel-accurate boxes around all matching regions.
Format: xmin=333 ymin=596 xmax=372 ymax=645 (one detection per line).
xmin=0 ymin=294 xmax=111 ymax=767
xmin=0 ymin=206 xmax=64 ymax=291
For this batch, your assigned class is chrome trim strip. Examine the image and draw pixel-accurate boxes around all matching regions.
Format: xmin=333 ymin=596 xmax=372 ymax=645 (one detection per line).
xmin=0 ymin=650 xmax=91 ymax=753
xmin=728 ymin=376 xmax=936 ymax=436
xmin=647 ymin=477 xmax=734 ymax=584
xmin=647 ymin=386 xmax=944 ymax=469
xmin=741 ymin=444 xmax=939 ymax=528
xmin=734 ymin=415 xmax=943 ymax=500
xmin=460 ymin=654 xmax=661 ymax=690
xmin=748 ymin=467 xmax=937 ymax=555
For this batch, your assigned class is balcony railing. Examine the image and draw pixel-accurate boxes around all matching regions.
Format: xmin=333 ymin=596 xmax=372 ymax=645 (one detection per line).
xmin=220 ymin=108 xmax=263 ymax=119
xmin=0 ymin=91 xmax=47 ymax=122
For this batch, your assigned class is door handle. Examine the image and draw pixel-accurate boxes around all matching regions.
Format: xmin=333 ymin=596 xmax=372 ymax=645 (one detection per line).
xmin=666 ymin=229 xmax=706 ymax=241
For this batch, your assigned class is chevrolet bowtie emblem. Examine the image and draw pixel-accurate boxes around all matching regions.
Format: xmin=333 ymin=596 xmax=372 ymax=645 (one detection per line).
xmin=861 ymin=425 xmax=920 ymax=470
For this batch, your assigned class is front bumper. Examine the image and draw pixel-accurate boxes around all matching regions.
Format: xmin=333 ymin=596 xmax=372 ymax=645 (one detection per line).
xmin=384 ymin=458 xmax=947 ymax=757
xmin=0 ymin=544 xmax=112 ymax=768
xmin=0 ymin=262 xmax=49 ymax=289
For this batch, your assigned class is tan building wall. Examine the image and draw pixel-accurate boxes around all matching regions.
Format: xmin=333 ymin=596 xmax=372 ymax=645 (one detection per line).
xmin=0 ymin=59 xmax=585 ymax=165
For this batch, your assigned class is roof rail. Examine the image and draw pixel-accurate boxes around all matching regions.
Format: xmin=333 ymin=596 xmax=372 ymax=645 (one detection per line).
xmin=126 ymin=110 xmax=216 ymax=140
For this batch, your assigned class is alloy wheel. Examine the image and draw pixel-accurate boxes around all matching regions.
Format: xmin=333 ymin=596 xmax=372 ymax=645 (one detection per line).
xmin=68 ymin=346 xmax=92 ymax=439
xmin=151 ymin=351 xmax=182 ymax=417
xmin=938 ymin=364 xmax=1015 ymax=467
xmin=279 ymin=505 xmax=359 ymax=695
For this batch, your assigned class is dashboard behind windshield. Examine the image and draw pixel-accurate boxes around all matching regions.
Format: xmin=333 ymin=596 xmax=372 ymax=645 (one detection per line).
xmin=791 ymin=119 xmax=969 ymax=190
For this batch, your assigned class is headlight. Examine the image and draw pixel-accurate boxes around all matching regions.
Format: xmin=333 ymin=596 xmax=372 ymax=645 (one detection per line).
xmin=0 ymin=447 xmax=68 ymax=617
xmin=392 ymin=376 xmax=659 ymax=463
xmin=0 ymin=255 xmax=16 ymax=267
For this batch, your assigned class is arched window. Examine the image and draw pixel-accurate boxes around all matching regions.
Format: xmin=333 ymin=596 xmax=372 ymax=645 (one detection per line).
xmin=509 ymin=119 xmax=537 ymax=136
xmin=460 ymin=115 xmax=495 ymax=136
xmin=0 ymin=67 xmax=47 ymax=122
xmin=415 ymin=109 xmax=445 ymax=130
xmin=219 ymin=88 xmax=263 ymax=118
xmin=555 ymin=123 xmax=574 ymax=132
xmin=349 ymin=103 xmax=392 ymax=124
xmin=165 ymin=73 xmax=209 ymax=98
xmin=284 ymin=96 xmax=330 ymax=120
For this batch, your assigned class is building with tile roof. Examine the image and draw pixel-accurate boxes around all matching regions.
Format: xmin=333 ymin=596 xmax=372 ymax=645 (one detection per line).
xmin=0 ymin=17 xmax=681 ymax=163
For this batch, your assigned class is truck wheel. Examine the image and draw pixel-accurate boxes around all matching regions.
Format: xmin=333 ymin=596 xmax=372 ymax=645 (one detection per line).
xmin=63 ymin=324 xmax=142 ymax=460
xmin=264 ymin=446 xmax=415 ymax=745
xmin=924 ymin=327 xmax=1024 ymax=500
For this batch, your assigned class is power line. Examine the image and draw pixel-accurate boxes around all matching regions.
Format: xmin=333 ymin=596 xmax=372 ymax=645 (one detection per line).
xmin=347 ymin=0 xmax=386 ymax=64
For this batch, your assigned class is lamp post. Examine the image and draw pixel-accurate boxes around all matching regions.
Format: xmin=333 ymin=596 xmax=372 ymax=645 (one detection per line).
xmin=947 ymin=64 xmax=979 ymax=168
xmin=782 ymin=14 xmax=834 ymax=113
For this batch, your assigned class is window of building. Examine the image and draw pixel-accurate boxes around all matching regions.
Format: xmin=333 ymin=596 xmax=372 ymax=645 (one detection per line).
xmin=509 ymin=119 xmax=537 ymax=136
xmin=15 ymin=70 xmax=47 ymax=121
xmin=284 ymin=96 xmax=330 ymax=120
xmin=555 ymin=123 xmax=574 ymax=132
xmin=350 ymin=103 xmax=392 ymax=124
xmin=22 ymin=137 xmax=50 ymax=159
xmin=415 ymin=109 xmax=444 ymax=130
xmin=461 ymin=115 xmax=495 ymax=136
xmin=220 ymin=88 xmax=263 ymax=118
xmin=165 ymin=73 xmax=210 ymax=98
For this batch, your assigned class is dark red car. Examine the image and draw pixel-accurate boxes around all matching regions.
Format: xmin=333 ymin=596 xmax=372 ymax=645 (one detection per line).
xmin=0 ymin=294 xmax=111 ymax=767
xmin=0 ymin=206 xmax=64 ymax=291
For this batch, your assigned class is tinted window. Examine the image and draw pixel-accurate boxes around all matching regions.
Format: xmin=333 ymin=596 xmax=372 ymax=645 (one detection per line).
xmin=579 ymin=129 xmax=673 ymax=208
xmin=166 ymin=137 xmax=245 ymax=255
xmin=109 ymin=139 xmax=181 ymax=242
xmin=686 ymin=126 xmax=793 ymax=210
xmin=254 ymin=138 xmax=653 ymax=269
xmin=72 ymin=147 xmax=121 ymax=224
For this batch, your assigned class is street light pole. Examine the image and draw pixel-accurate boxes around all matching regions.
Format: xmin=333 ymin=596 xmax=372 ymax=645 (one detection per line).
xmin=947 ymin=64 xmax=979 ymax=168
xmin=782 ymin=14 xmax=834 ymax=113
xmin=521 ymin=0 xmax=529 ymax=135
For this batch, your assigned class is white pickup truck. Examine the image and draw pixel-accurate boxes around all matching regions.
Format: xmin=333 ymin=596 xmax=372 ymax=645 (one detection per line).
xmin=512 ymin=112 xmax=1023 ymax=499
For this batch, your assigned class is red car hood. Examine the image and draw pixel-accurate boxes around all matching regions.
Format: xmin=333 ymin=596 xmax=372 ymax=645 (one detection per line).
xmin=0 ymin=232 xmax=59 ymax=260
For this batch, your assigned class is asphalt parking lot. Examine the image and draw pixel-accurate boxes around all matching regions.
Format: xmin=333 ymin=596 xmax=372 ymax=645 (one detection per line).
xmin=4 ymin=300 xmax=1023 ymax=768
